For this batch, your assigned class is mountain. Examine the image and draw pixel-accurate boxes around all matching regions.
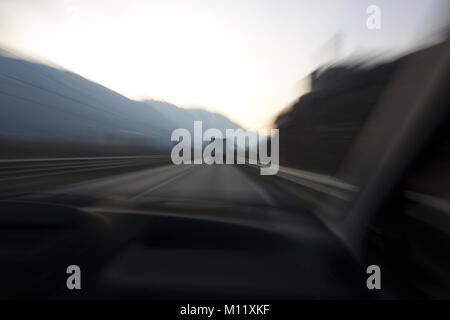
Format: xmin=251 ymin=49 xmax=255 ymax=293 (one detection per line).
xmin=0 ymin=50 xmax=241 ymax=156
xmin=143 ymin=99 xmax=241 ymax=133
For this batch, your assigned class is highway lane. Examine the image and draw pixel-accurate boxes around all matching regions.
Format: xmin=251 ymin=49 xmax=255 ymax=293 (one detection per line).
xmin=2 ymin=159 xmax=360 ymax=234
xmin=0 ymin=155 xmax=353 ymax=212
xmin=29 ymin=164 xmax=280 ymax=208
xmin=0 ymin=162 xmax=370 ymax=299
xmin=3 ymin=157 xmax=358 ymax=237
xmin=4 ymin=162 xmax=335 ymax=242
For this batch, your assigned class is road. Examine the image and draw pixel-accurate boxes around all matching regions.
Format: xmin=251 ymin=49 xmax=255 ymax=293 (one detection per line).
xmin=1 ymin=157 xmax=351 ymax=229
xmin=3 ymin=159 xmax=326 ymax=235
xmin=0 ymin=156 xmax=353 ymax=209
xmin=42 ymin=164 xmax=276 ymax=205
xmin=0 ymin=159 xmax=370 ymax=299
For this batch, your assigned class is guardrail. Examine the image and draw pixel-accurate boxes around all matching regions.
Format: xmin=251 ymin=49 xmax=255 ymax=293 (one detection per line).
xmin=247 ymin=162 xmax=358 ymax=201
xmin=0 ymin=155 xmax=170 ymax=182
xmin=0 ymin=155 xmax=168 ymax=164
xmin=248 ymin=163 xmax=450 ymax=232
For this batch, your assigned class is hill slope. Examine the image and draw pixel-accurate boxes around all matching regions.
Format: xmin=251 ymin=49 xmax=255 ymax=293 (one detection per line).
xmin=0 ymin=51 xmax=241 ymax=157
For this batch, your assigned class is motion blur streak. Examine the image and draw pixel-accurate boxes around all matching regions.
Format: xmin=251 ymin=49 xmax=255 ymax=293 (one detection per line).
xmin=0 ymin=1 xmax=450 ymax=300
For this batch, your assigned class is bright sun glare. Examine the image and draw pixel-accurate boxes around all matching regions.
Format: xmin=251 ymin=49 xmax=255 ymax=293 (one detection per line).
xmin=0 ymin=0 xmax=444 ymax=129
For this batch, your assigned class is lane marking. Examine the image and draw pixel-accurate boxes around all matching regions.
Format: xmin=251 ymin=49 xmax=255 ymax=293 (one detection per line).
xmin=131 ymin=166 xmax=196 ymax=201
xmin=237 ymin=167 xmax=278 ymax=207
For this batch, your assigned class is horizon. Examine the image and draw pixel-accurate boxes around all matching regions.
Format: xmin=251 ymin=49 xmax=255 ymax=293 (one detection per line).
xmin=1 ymin=0 xmax=448 ymax=129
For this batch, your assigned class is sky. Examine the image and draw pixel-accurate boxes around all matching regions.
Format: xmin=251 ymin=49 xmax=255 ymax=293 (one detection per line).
xmin=0 ymin=0 xmax=448 ymax=129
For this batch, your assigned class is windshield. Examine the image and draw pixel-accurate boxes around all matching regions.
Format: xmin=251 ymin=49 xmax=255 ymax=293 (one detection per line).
xmin=0 ymin=0 xmax=449 ymax=301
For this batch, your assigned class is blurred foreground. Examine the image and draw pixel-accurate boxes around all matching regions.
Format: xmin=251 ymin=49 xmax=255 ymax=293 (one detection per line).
xmin=0 ymin=34 xmax=449 ymax=298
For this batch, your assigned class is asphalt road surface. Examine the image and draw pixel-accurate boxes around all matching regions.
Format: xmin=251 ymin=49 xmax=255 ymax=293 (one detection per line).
xmin=0 ymin=161 xmax=368 ymax=299
xmin=38 ymin=164 xmax=277 ymax=206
